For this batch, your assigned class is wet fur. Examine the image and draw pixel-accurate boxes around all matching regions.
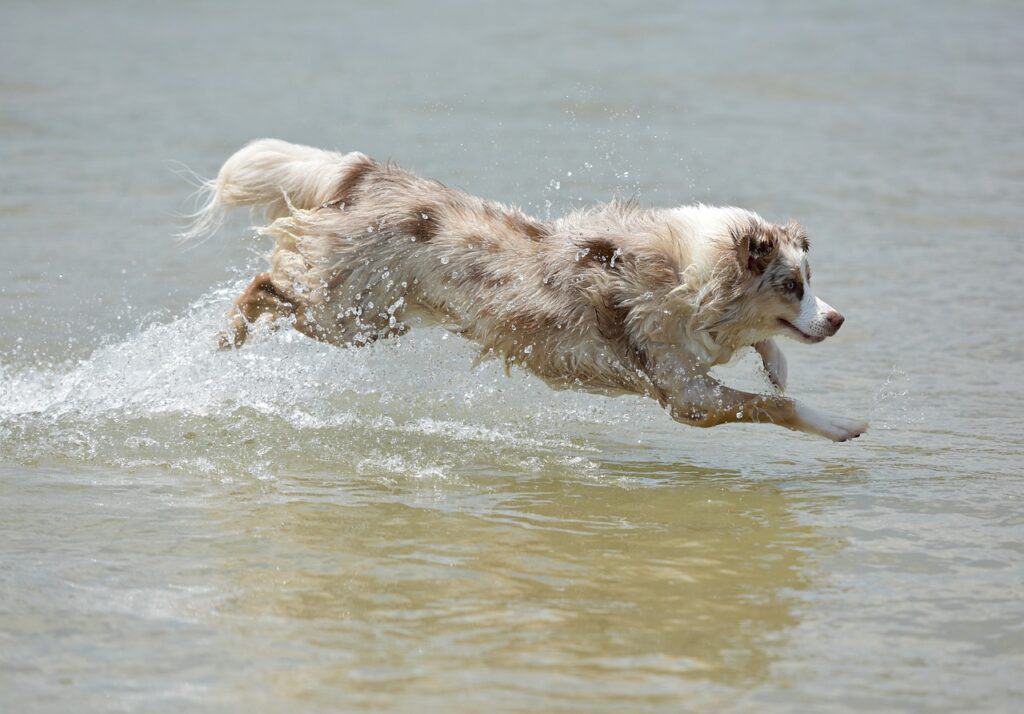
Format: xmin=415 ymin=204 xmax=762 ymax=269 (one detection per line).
xmin=189 ymin=139 xmax=867 ymax=441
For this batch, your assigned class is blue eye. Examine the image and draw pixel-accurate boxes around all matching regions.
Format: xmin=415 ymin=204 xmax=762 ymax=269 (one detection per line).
xmin=784 ymin=279 xmax=797 ymax=292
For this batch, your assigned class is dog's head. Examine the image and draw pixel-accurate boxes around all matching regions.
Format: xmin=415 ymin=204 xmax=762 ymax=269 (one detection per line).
xmin=731 ymin=218 xmax=843 ymax=344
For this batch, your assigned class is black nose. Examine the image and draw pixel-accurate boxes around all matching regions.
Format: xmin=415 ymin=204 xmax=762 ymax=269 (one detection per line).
xmin=827 ymin=312 xmax=845 ymax=332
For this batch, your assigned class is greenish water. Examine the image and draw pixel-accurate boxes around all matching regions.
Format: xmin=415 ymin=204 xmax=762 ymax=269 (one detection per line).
xmin=1 ymin=1 xmax=1022 ymax=711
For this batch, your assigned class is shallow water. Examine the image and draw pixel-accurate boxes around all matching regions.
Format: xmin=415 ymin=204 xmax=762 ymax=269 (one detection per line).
xmin=2 ymin=1 xmax=1023 ymax=711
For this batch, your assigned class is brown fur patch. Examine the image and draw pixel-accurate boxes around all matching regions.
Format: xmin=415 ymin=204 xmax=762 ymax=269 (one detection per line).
xmin=407 ymin=206 xmax=439 ymax=242
xmin=733 ymin=220 xmax=779 ymax=275
xmin=256 ymin=277 xmax=289 ymax=304
xmin=503 ymin=213 xmax=548 ymax=240
xmin=461 ymin=262 xmax=507 ymax=291
xmin=593 ymin=300 xmax=626 ymax=342
xmin=734 ymin=219 xmax=809 ymax=274
xmin=330 ymin=156 xmax=377 ymax=207
xmin=241 ymin=273 xmax=296 ymax=315
xmin=580 ymin=238 xmax=622 ymax=268
xmin=592 ymin=294 xmax=650 ymax=372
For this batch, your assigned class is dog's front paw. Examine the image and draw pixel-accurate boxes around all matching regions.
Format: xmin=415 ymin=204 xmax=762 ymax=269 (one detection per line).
xmin=796 ymin=404 xmax=868 ymax=442
xmin=825 ymin=415 xmax=868 ymax=442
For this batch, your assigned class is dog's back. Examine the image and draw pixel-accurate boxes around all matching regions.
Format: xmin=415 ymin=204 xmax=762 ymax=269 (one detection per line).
xmin=188 ymin=139 xmax=678 ymax=397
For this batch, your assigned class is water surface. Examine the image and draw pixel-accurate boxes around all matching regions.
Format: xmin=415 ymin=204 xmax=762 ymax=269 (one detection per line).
xmin=1 ymin=1 xmax=1022 ymax=711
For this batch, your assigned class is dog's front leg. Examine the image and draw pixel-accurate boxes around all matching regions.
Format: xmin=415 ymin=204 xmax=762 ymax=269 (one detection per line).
xmin=754 ymin=339 xmax=787 ymax=391
xmin=665 ymin=375 xmax=867 ymax=442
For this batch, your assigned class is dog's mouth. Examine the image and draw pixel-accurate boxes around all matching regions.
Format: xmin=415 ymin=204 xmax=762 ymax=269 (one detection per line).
xmin=778 ymin=319 xmax=825 ymax=343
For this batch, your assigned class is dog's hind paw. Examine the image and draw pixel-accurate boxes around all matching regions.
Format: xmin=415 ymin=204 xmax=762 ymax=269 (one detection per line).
xmin=216 ymin=331 xmax=235 ymax=350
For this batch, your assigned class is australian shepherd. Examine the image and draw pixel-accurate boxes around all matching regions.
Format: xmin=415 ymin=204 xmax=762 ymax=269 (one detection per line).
xmin=186 ymin=139 xmax=867 ymax=441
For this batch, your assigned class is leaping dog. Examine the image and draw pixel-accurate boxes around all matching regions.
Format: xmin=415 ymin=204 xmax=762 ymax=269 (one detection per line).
xmin=186 ymin=139 xmax=867 ymax=441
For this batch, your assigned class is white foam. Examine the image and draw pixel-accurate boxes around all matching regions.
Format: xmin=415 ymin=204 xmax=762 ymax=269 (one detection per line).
xmin=0 ymin=281 xmax=659 ymax=479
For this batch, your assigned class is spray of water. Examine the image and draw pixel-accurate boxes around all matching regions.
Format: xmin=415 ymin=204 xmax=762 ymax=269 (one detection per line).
xmin=0 ymin=281 xmax=662 ymax=480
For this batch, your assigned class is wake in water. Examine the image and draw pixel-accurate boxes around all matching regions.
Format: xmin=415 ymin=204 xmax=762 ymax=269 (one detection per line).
xmin=0 ymin=281 xmax=660 ymax=479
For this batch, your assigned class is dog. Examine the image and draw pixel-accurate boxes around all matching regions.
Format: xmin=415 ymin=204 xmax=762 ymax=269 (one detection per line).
xmin=185 ymin=139 xmax=867 ymax=441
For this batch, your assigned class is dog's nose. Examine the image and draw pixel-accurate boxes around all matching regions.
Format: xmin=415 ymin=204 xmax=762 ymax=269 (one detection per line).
xmin=827 ymin=312 xmax=845 ymax=333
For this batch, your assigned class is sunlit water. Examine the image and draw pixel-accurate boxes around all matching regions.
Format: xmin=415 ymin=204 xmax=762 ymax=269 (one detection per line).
xmin=2 ymin=1 xmax=1022 ymax=711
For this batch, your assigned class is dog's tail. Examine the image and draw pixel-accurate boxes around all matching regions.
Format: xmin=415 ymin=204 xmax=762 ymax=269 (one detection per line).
xmin=180 ymin=138 xmax=369 ymax=241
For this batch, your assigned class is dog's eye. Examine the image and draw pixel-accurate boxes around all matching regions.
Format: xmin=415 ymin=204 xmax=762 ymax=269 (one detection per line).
xmin=784 ymin=279 xmax=797 ymax=292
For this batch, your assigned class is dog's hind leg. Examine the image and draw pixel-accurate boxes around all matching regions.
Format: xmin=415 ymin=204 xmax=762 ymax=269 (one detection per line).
xmin=220 ymin=273 xmax=316 ymax=349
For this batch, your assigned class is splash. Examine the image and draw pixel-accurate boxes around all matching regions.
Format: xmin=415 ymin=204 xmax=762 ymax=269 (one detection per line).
xmin=869 ymin=366 xmax=924 ymax=431
xmin=0 ymin=282 xmax=656 ymax=479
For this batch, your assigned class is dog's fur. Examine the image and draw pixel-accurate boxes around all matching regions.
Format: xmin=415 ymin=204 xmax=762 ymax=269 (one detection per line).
xmin=187 ymin=139 xmax=867 ymax=441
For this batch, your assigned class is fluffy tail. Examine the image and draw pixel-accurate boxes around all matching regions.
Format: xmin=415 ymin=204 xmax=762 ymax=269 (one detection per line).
xmin=181 ymin=138 xmax=369 ymax=241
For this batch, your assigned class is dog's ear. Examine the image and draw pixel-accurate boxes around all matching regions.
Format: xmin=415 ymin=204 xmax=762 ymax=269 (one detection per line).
xmin=734 ymin=228 xmax=777 ymax=275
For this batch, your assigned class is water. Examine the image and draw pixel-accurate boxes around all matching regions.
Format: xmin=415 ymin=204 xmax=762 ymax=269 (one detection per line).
xmin=2 ymin=1 xmax=1022 ymax=711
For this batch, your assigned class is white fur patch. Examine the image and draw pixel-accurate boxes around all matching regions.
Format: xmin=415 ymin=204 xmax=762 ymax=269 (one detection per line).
xmin=790 ymin=261 xmax=835 ymax=339
xmin=795 ymin=403 xmax=868 ymax=441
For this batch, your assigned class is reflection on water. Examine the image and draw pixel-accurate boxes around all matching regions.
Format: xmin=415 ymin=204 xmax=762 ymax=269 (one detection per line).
xmin=0 ymin=462 xmax=827 ymax=711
